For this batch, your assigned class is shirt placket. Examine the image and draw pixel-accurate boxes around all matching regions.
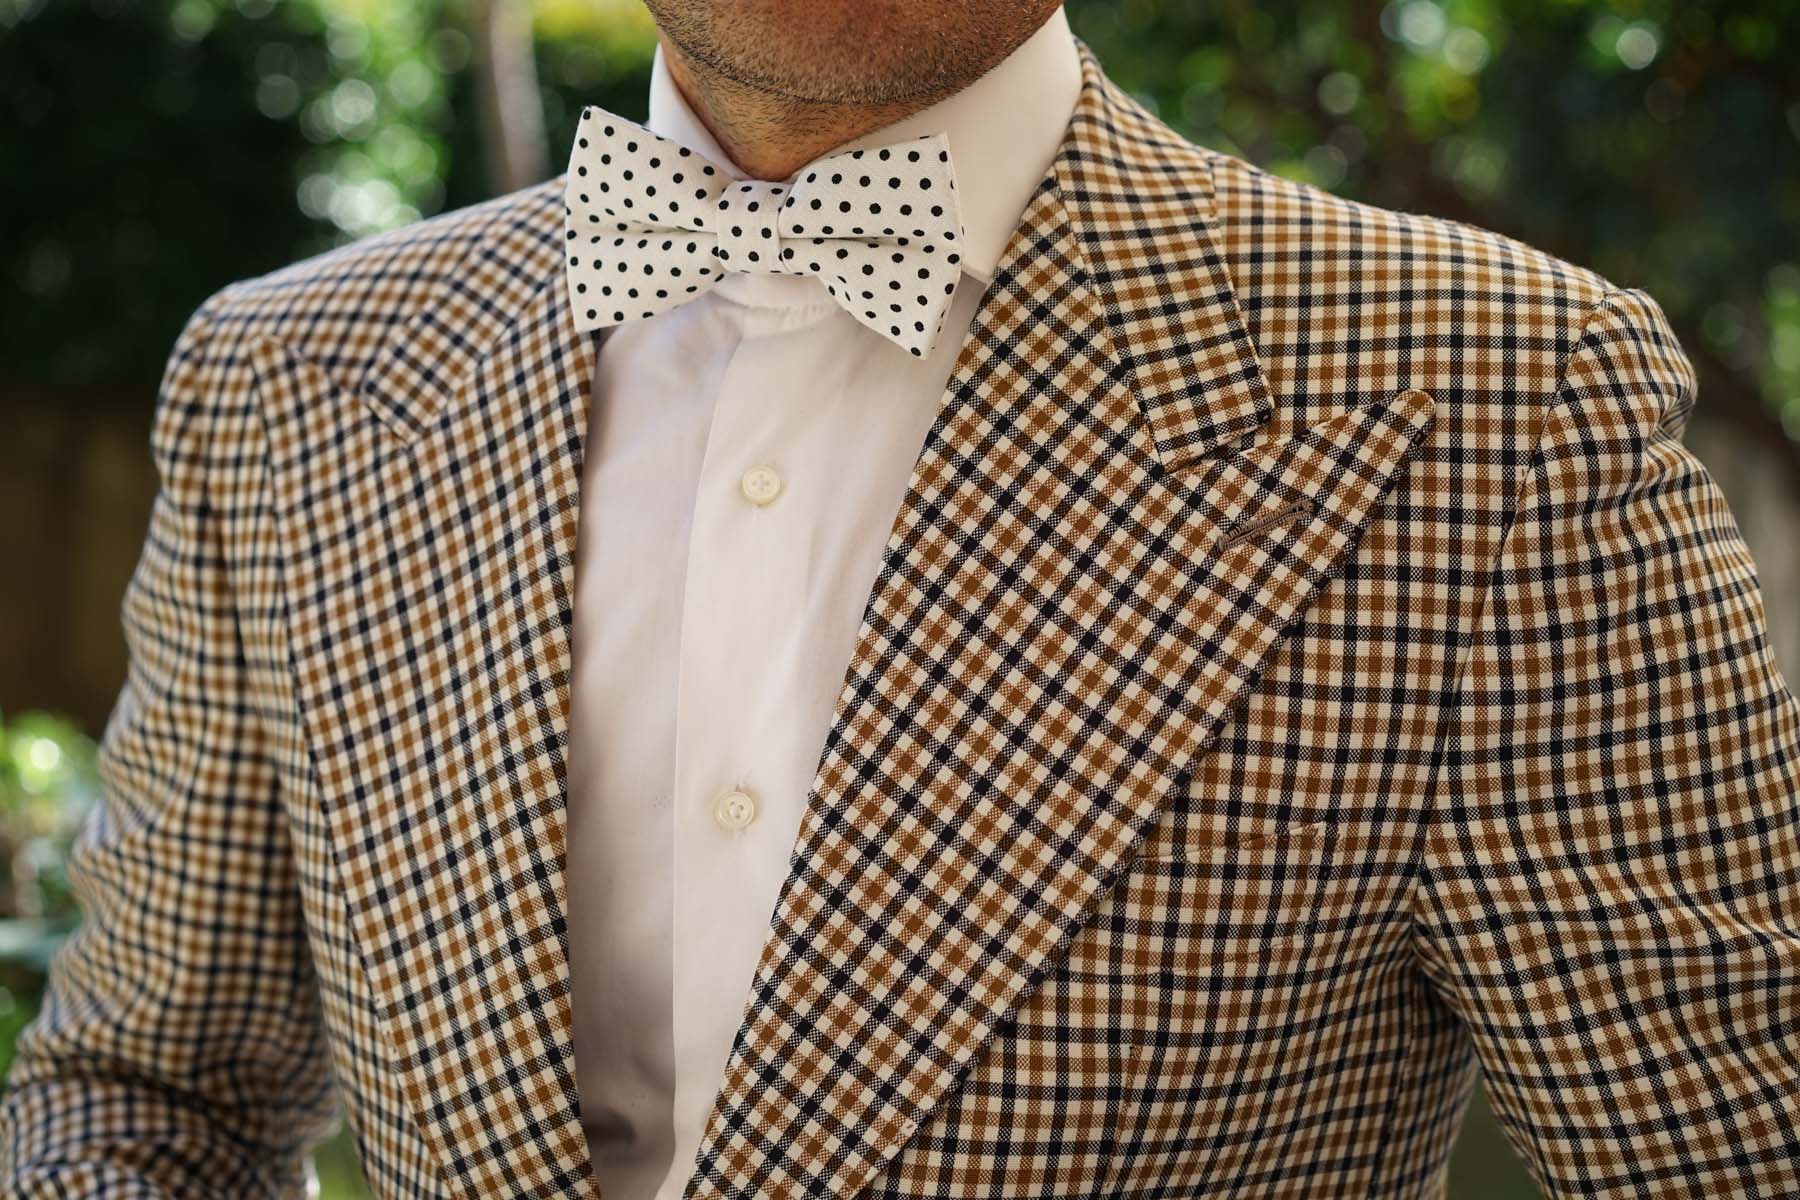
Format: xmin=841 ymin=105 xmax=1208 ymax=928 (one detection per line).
xmin=663 ymin=296 xmax=838 ymax=1192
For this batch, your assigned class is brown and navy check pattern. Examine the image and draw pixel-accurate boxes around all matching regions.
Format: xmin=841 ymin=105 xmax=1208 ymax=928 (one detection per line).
xmin=3 ymin=40 xmax=1796 ymax=1200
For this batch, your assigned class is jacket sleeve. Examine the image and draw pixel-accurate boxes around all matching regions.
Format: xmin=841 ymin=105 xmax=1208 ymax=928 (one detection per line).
xmin=0 ymin=292 xmax=341 ymax=1197
xmin=1411 ymin=287 xmax=1800 ymax=1197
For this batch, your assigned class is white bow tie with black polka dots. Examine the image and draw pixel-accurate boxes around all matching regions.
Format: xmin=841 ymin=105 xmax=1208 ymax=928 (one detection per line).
xmin=563 ymin=107 xmax=965 ymax=358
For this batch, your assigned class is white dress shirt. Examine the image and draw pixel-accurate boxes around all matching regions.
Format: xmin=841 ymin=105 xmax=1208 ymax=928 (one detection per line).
xmin=564 ymin=12 xmax=1083 ymax=1199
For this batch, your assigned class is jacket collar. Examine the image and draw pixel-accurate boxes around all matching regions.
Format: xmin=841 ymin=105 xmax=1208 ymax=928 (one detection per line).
xmin=254 ymin=40 xmax=1430 ymax=1200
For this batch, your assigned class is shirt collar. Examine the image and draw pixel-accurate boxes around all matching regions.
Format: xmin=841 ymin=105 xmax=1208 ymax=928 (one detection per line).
xmin=645 ymin=6 xmax=1082 ymax=286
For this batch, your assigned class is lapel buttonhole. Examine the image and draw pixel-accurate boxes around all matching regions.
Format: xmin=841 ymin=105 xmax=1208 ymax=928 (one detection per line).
xmin=1215 ymin=496 xmax=1317 ymax=553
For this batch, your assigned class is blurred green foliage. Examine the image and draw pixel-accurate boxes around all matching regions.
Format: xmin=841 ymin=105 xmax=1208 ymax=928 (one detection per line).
xmin=1 ymin=0 xmax=654 ymax=399
xmin=0 ymin=709 xmax=93 ymax=927
xmin=0 ymin=709 xmax=96 ymax=1083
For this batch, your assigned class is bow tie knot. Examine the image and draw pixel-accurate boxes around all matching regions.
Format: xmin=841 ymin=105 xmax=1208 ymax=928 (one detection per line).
xmin=715 ymin=179 xmax=793 ymax=273
xmin=563 ymin=107 xmax=967 ymax=357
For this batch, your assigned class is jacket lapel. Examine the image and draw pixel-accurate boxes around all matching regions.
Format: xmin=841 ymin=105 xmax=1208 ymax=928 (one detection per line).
xmin=679 ymin=46 xmax=1435 ymax=1200
xmin=257 ymin=183 xmax=604 ymax=1198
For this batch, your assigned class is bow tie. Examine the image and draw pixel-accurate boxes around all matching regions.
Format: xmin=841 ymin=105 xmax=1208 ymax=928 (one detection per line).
xmin=562 ymin=107 xmax=966 ymax=358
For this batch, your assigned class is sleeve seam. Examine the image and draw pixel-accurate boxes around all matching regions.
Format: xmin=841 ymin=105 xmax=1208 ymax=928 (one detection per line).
xmin=1407 ymin=285 xmax=1629 ymax=938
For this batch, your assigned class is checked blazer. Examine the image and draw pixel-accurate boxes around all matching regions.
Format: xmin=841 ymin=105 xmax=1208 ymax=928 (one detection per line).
xmin=4 ymin=40 xmax=1798 ymax=1200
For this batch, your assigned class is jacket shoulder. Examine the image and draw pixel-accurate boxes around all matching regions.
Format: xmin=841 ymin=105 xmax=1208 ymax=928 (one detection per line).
xmin=183 ymin=177 xmax=564 ymax=374
xmin=1207 ymin=150 xmax=1616 ymax=306
xmin=1201 ymin=151 xmax=1637 ymax=406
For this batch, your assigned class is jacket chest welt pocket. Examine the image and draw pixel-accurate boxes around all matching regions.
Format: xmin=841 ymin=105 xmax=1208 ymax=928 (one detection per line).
xmin=1059 ymin=817 xmax=1340 ymax=980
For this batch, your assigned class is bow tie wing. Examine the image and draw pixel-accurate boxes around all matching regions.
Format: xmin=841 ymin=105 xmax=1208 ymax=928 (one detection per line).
xmin=777 ymin=133 xmax=965 ymax=357
xmin=564 ymin=110 xmax=729 ymax=328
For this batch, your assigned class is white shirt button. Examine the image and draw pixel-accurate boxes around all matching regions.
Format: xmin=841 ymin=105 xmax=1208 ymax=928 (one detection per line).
xmin=739 ymin=464 xmax=783 ymax=506
xmin=714 ymin=788 xmax=758 ymax=831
